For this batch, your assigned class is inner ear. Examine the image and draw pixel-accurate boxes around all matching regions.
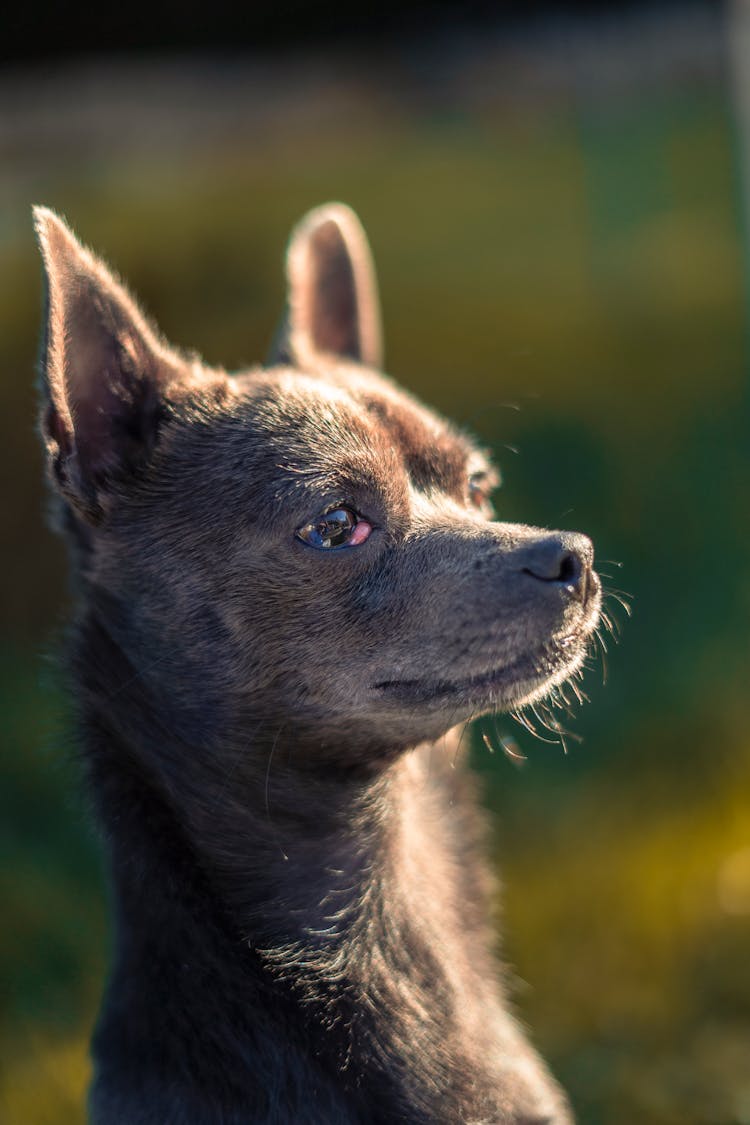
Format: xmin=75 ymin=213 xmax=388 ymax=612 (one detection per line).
xmin=305 ymin=220 xmax=361 ymax=359
xmin=271 ymin=203 xmax=383 ymax=370
xmin=34 ymin=207 xmax=187 ymax=515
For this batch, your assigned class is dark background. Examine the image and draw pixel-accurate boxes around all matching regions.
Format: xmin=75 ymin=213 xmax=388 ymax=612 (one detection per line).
xmin=1 ymin=1 xmax=696 ymax=64
xmin=2 ymin=2 xmax=749 ymax=1122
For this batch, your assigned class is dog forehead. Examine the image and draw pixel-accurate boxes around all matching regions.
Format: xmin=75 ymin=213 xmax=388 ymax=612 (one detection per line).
xmin=230 ymin=371 xmax=382 ymax=468
xmin=232 ymin=367 xmax=472 ymax=488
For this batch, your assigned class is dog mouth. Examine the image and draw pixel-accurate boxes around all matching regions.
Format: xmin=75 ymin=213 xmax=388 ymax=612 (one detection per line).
xmin=372 ymin=622 xmax=595 ymax=711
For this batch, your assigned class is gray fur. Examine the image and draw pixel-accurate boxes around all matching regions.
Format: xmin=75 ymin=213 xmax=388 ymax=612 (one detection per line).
xmin=33 ymin=203 xmax=601 ymax=1123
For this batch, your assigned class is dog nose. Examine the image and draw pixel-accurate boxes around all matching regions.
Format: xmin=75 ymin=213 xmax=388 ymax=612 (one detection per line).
xmin=521 ymin=533 xmax=593 ymax=603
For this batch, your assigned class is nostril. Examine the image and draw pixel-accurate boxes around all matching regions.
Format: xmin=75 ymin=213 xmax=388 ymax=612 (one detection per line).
xmin=521 ymin=537 xmax=592 ymax=603
xmin=522 ymin=550 xmax=581 ymax=585
xmin=557 ymin=551 xmax=581 ymax=585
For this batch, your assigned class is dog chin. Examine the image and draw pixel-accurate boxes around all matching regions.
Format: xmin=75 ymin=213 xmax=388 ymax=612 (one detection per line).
xmin=373 ymin=627 xmax=595 ymax=718
xmin=488 ymin=643 xmax=589 ymax=714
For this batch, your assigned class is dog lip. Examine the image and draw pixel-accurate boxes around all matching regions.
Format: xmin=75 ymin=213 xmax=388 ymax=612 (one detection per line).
xmin=372 ymin=630 xmax=588 ymax=705
xmin=372 ymin=573 xmax=606 ymax=708
xmin=373 ymin=576 xmax=602 ymax=707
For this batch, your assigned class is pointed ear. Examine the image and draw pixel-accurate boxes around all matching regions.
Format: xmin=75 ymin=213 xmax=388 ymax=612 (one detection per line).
xmin=269 ymin=203 xmax=383 ymax=370
xmin=34 ymin=207 xmax=186 ymax=518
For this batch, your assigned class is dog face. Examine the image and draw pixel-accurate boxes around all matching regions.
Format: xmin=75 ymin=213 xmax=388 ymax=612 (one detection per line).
xmin=34 ymin=204 xmax=600 ymax=758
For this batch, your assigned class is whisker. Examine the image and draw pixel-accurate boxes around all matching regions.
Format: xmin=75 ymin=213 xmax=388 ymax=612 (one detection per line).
xmin=460 ymin=399 xmax=523 ymax=428
xmin=453 ymin=715 xmax=472 ymax=767
xmin=492 ymin=718 xmax=527 ymax=765
xmin=607 ymin=592 xmax=633 ymax=616
xmin=570 ymin=678 xmax=588 ymax=705
xmin=540 ymin=699 xmax=583 ymax=744
xmin=603 ymin=585 xmax=633 ymax=602
xmin=511 ymin=707 xmax=560 ymax=745
xmin=264 ymin=726 xmax=288 ymax=861
xmin=530 ymin=702 xmax=561 ymax=736
xmin=594 ymin=629 xmax=609 ymax=685
xmin=510 ymin=708 xmax=540 ymax=738
xmin=599 ymin=608 xmax=618 ymax=635
xmin=536 ymin=702 xmax=569 ymax=754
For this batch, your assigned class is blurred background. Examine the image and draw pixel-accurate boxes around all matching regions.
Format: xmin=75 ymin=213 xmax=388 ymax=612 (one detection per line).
xmin=2 ymin=1 xmax=749 ymax=1122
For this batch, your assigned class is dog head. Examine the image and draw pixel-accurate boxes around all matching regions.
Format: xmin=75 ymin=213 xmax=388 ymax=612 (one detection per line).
xmin=35 ymin=204 xmax=600 ymax=760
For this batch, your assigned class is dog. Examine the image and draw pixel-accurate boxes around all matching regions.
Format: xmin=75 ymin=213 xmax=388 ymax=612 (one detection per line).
xmin=34 ymin=202 xmax=601 ymax=1123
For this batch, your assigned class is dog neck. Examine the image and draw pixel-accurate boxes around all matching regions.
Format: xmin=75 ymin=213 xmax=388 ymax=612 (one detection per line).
xmin=76 ymin=610 xmax=568 ymax=1123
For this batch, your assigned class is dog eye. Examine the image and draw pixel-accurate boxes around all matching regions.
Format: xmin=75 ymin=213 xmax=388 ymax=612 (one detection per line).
xmin=296 ymin=507 xmax=373 ymax=550
xmin=468 ymin=474 xmax=490 ymax=510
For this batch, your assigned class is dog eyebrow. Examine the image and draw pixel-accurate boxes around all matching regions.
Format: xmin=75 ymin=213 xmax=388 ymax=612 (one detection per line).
xmin=270 ymin=429 xmax=494 ymax=513
xmin=272 ymin=466 xmax=340 ymax=503
xmin=467 ymin=456 xmax=501 ymax=489
xmin=405 ymin=439 xmax=491 ymax=495
xmin=270 ymin=459 xmax=390 ymax=512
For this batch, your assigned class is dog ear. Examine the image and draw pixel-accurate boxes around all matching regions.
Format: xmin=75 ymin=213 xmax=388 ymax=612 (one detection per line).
xmin=269 ymin=203 xmax=383 ymax=370
xmin=33 ymin=207 xmax=188 ymax=519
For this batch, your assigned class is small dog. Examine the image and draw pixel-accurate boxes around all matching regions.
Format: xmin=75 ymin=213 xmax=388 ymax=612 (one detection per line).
xmin=34 ymin=203 xmax=601 ymax=1123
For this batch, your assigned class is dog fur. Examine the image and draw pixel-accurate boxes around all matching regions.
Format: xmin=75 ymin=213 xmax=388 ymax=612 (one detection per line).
xmin=34 ymin=203 xmax=601 ymax=1123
